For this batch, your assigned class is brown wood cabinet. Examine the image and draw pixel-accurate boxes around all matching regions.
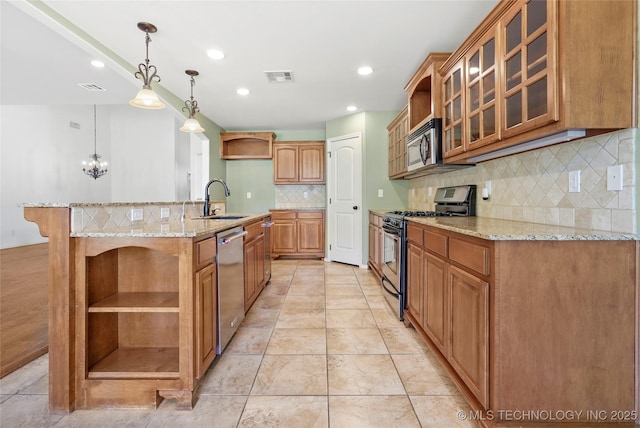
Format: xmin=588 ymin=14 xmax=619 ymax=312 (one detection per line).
xmin=273 ymin=141 xmax=325 ymax=184
xmin=220 ymin=132 xmax=275 ymax=160
xmin=386 ymin=107 xmax=409 ymax=179
xmin=270 ymin=210 xmax=324 ymax=258
xmin=367 ymin=212 xmax=383 ymax=278
xmin=195 ymin=262 xmax=216 ymax=380
xmin=403 ymin=220 xmax=638 ymax=425
xmin=405 ymin=53 xmax=451 ymax=134
xmin=243 ymin=218 xmax=267 ymax=312
xmin=440 ymin=0 xmax=636 ymax=162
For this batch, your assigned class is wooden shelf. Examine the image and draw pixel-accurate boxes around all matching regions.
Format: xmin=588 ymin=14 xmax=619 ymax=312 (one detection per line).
xmin=88 ymin=347 xmax=179 ymax=379
xmin=220 ymin=132 xmax=275 ymax=160
xmin=88 ymin=292 xmax=179 ymax=313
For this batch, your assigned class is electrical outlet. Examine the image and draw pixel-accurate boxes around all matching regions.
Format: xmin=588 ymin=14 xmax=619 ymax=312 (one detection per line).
xmin=568 ymin=170 xmax=581 ymax=193
xmin=378 ymin=189 xmax=384 ymax=198
xmin=246 ymin=192 xmax=252 ymax=199
xmin=160 ymin=207 xmax=170 ymax=219
xmin=303 ymin=191 xmax=309 ymax=199
xmin=607 ymin=165 xmax=623 ymax=191
xmin=130 ymin=208 xmax=143 ymax=222
xmin=485 ymin=181 xmax=492 ymax=196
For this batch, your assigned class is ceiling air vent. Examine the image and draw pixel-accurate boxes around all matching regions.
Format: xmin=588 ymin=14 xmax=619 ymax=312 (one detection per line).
xmin=78 ymin=83 xmax=106 ymax=92
xmin=264 ymin=70 xmax=294 ymax=83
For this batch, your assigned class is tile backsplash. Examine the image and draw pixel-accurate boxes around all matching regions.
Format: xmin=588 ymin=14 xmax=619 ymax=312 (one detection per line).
xmin=409 ymin=129 xmax=637 ymax=233
xmin=275 ymin=185 xmax=326 ymax=209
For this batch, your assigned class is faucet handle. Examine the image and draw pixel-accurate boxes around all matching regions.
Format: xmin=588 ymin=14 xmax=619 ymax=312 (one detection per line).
xmin=212 ymin=207 xmax=221 ymax=215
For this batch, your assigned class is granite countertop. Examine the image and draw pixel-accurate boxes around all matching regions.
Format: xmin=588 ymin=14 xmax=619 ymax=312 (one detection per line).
xmin=407 ymin=216 xmax=640 ymax=241
xmin=70 ymin=213 xmax=270 ymax=238
xmin=270 ymin=207 xmax=326 ymax=211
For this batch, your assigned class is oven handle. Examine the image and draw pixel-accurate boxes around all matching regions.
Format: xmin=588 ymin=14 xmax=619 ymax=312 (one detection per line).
xmin=382 ymin=225 xmax=400 ymax=235
xmin=381 ymin=275 xmax=399 ymax=298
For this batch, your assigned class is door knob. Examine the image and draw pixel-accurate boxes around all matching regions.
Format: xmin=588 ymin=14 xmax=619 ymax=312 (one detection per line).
xmin=353 ymin=206 xmax=358 ymax=210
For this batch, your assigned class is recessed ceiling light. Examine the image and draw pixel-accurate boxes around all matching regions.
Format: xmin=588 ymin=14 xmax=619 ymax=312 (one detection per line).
xmin=357 ymin=66 xmax=373 ymax=76
xmin=207 ymin=49 xmax=225 ymax=60
xmin=91 ymin=60 xmax=105 ymax=68
xmin=237 ymin=88 xmax=250 ymax=96
xmin=346 ymin=105 xmax=357 ymax=112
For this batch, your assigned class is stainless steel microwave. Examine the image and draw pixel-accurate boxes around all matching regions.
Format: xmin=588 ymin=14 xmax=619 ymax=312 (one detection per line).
xmin=406 ymin=118 xmax=442 ymax=172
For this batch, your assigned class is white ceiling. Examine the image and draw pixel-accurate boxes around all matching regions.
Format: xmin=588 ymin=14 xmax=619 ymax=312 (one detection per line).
xmin=1 ymin=0 xmax=498 ymax=131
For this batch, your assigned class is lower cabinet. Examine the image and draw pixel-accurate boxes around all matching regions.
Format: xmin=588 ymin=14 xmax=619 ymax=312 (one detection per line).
xmin=403 ymin=221 xmax=637 ymax=424
xmin=367 ymin=212 xmax=383 ymax=278
xmin=195 ymin=263 xmax=217 ymax=379
xmin=244 ymin=217 xmax=269 ymax=312
xmin=270 ymin=210 xmax=324 ymax=258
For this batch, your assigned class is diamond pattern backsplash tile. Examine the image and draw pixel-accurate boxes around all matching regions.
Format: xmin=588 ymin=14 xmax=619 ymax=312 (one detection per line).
xmin=408 ymin=129 xmax=637 ymax=233
xmin=275 ymin=185 xmax=326 ymax=209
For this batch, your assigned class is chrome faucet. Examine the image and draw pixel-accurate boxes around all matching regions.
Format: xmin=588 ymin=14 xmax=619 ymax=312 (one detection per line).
xmin=203 ymin=178 xmax=230 ymax=217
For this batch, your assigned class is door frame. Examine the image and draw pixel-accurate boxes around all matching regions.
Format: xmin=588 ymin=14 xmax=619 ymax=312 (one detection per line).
xmin=326 ymin=132 xmax=365 ymax=267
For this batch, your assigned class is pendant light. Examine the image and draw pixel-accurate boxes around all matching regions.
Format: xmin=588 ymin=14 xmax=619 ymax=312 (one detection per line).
xmin=179 ymin=69 xmax=205 ymax=133
xmin=129 ymin=22 xmax=165 ymax=109
xmin=82 ymin=105 xmax=108 ymax=179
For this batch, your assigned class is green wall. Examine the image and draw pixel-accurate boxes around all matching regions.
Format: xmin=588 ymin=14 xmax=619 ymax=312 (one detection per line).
xmin=225 ymin=129 xmax=326 ymax=212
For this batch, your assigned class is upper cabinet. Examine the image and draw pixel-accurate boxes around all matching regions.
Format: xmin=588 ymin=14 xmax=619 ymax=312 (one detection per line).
xmin=220 ymin=132 xmax=275 ymax=160
xmin=405 ymin=53 xmax=451 ymax=134
xmin=439 ymin=0 xmax=636 ymax=163
xmin=387 ymin=106 xmax=409 ymax=179
xmin=273 ymin=141 xmax=325 ymax=184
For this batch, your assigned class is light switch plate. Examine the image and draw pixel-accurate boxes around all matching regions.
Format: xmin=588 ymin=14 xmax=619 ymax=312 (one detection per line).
xmin=607 ymin=165 xmax=623 ymax=191
xmin=130 ymin=208 xmax=143 ymax=221
xmin=160 ymin=207 xmax=170 ymax=219
xmin=378 ymin=189 xmax=384 ymax=198
xmin=246 ymin=192 xmax=252 ymax=199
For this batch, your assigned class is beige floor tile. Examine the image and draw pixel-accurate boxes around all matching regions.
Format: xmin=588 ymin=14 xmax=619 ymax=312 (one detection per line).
xmin=18 ymin=374 xmax=47 ymax=395
xmin=282 ymin=294 xmax=325 ymax=310
xmin=266 ymin=328 xmax=326 ymax=354
xmin=241 ymin=308 xmax=279 ymax=328
xmin=199 ymin=354 xmax=262 ymax=395
xmin=392 ymin=354 xmax=460 ymax=395
xmin=238 ymin=396 xmax=328 ymax=428
xmin=147 ymin=395 xmax=247 ymax=427
xmin=290 ymin=274 xmax=325 ymax=286
xmin=325 ymin=275 xmax=358 ymax=285
xmin=253 ymin=294 xmax=286 ymax=309
xmin=327 ymin=328 xmax=388 ymax=354
xmin=287 ymin=281 xmax=325 ymax=296
xmin=380 ymin=327 xmax=430 ymax=355
xmin=268 ymin=274 xmax=293 ymax=284
xmin=294 ymin=266 xmax=325 ymax=276
xmin=355 ymin=274 xmax=381 ymax=285
xmin=328 ymin=354 xmax=405 ymax=395
xmin=276 ymin=308 xmax=325 ymax=329
xmin=410 ymin=395 xmax=476 ymax=428
xmin=360 ymin=283 xmax=385 ymax=297
xmin=365 ymin=295 xmax=391 ymax=309
xmin=0 ymin=394 xmax=66 ymax=427
xmin=0 ymin=353 xmax=48 ymax=395
xmin=224 ymin=327 xmax=272 ymax=355
xmin=329 ymin=396 xmax=421 ymax=428
xmin=325 ymin=294 xmax=369 ymax=310
xmin=326 ymin=309 xmax=377 ymax=328
xmin=371 ymin=307 xmax=404 ymax=328
xmin=261 ymin=282 xmax=290 ymax=296
xmin=252 ymin=355 xmax=327 ymax=395
xmin=325 ymin=283 xmax=364 ymax=297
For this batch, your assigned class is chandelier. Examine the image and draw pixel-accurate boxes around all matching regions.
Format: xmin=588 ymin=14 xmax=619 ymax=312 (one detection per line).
xmin=129 ymin=22 xmax=165 ymax=109
xmin=82 ymin=105 xmax=108 ymax=180
xmin=179 ymin=69 xmax=205 ymax=132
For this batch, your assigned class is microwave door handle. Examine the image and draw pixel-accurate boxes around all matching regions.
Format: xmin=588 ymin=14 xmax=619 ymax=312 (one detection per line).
xmin=419 ymin=134 xmax=429 ymax=165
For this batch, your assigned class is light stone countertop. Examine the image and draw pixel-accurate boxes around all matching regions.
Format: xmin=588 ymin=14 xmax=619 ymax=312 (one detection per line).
xmin=407 ymin=216 xmax=640 ymax=241
xmin=69 ymin=212 xmax=270 ymax=238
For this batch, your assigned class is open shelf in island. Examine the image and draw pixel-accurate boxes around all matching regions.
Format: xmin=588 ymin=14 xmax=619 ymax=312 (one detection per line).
xmin=89 ymin=292 xmax=179 ymax=313
xmin=88 ymin=347 xmax=179 ymax=379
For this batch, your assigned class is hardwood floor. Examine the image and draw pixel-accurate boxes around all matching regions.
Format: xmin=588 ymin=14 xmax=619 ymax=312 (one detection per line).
xmin=0 ymin=243 xmax=48 ymax=377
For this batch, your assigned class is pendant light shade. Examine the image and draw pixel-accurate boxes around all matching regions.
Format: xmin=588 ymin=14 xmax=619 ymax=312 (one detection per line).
xmin=129 ymin=22 xmax=165 ymax=109
xmin=180 ymin=69 xmax=205 ymax=133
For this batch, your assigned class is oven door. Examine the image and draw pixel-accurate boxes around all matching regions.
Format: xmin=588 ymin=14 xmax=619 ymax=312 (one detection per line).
xmin=380 ymin=226 xmax=403 ymax=318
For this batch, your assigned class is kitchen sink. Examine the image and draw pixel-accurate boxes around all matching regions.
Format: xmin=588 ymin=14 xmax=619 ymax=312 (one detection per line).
xmin=192 ymin=215 xmax=248 ymax=220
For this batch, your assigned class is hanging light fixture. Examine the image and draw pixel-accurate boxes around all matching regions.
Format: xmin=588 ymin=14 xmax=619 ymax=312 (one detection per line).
xmin=82 ymin=105 xmax=108 ymax=180
xmin=179 ymin=69 xmax=205 ymax=132
xmin=129 ymin=22 xmax=165 ymax=109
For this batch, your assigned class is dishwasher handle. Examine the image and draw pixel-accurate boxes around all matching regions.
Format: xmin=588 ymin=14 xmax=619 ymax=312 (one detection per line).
xmin=218 ymin=230 xmax=248 ymax=245
xmin=261 ymin=221 xmax=274 ymax=228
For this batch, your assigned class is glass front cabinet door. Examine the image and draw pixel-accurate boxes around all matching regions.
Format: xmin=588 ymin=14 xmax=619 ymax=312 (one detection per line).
xmin=442 ymin=60 xmax=465 ymax=158
xmin=501 ymin=0 xmax=557 ymax=139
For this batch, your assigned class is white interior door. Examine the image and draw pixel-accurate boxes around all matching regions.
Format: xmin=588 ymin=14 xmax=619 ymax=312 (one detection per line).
xmin=327 ymin=133 xmax=362 ymax=266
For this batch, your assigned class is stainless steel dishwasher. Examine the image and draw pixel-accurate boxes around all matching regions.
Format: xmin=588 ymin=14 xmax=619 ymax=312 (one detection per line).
xmin=216 ymin=226 xmax=247 ymax=353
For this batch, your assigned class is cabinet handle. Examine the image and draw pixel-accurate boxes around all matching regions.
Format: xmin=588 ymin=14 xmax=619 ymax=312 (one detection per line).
xmin=261 ymin=222 xmax=274 ymax=228
xmin=218 ymin=230 xmax=248 ymax=245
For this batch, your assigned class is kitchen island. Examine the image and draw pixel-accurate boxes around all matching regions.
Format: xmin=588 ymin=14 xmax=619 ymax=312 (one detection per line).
xmin=23 ymin=202 xmax=270 ymax=414
xmin=400 ymin=216 xmax=639 ymax=426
